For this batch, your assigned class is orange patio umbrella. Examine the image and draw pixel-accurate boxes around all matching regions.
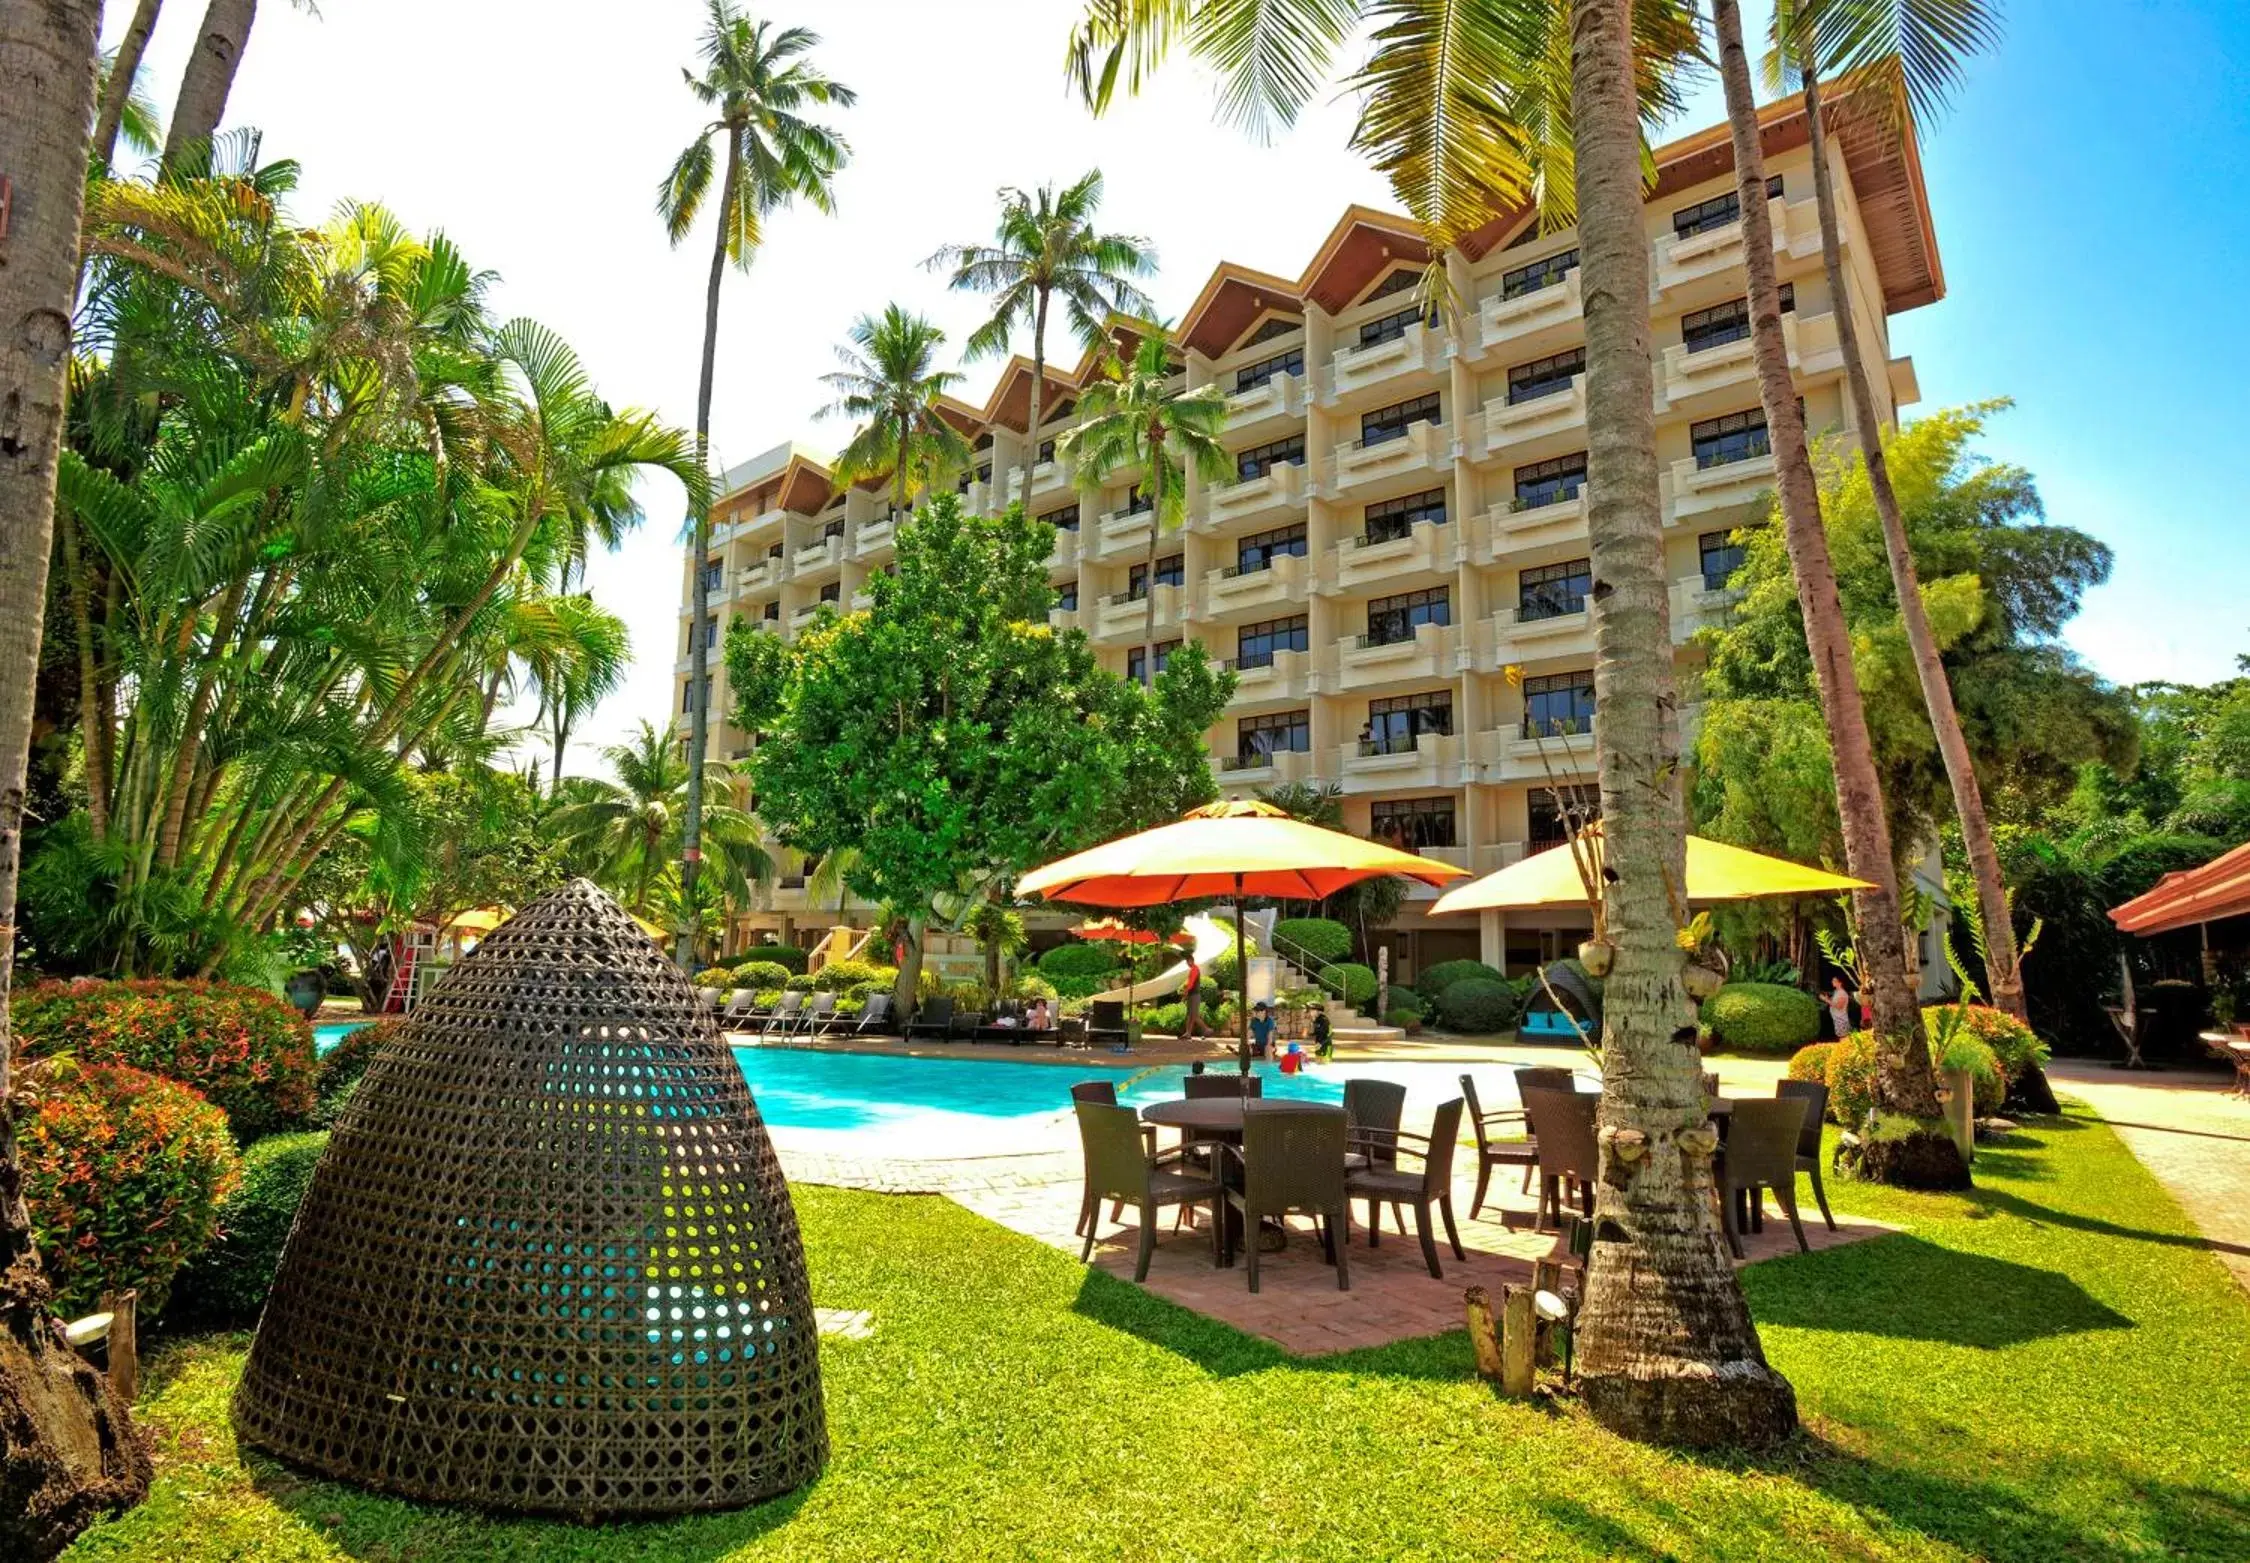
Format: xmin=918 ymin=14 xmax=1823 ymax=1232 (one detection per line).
xmin=1019 ymin=800 xmax=1468 ymax=1076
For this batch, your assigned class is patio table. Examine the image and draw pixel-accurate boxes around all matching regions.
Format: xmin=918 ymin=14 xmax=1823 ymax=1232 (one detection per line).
xmin=1142 ymin=1096 xmax=1344 ymax=1257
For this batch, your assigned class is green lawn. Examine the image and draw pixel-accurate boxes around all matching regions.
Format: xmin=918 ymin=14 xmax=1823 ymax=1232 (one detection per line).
xmin=65 ymin=1104 xmax=2250 ymax=1562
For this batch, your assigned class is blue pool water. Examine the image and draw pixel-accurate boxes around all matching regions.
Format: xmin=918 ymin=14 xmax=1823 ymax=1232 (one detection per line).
xmin=313 ymin=1021 xmax=366 ymax=1055
xmin=731 ymin=1045 xmax=1347 ymax=1133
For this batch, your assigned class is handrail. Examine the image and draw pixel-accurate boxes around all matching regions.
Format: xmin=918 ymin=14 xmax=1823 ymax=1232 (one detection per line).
xmin=1266 ymin=927 xmax=1349 ymax=1003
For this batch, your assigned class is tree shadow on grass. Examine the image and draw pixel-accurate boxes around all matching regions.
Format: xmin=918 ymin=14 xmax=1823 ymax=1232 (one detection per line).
xmin=1968 ymin=1185 xmax=2250 ymax=1264
xmin=1744 ymin=1233 xmax=2132 ymax=1347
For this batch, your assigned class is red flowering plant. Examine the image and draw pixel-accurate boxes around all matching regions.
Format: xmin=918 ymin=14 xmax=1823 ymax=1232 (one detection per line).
xmin=15 ymin=1059 xmax=242 ymax=1316
xmin=14 ymin=978 xmax=319 ymax=1140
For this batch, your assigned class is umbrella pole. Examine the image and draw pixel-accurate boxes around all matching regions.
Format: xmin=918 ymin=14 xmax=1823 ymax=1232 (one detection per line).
xmin=1236 ymin=876 xmax=1250 ymax=1084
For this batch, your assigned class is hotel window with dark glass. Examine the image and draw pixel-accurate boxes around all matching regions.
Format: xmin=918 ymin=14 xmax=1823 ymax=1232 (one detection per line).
xmin=1360 ymin=488 xmax=1447 ymax=545
xmin=1680 ymin=285 xmax=1793 ymax=354
xmin=1671 ymin=176 xmax=1783 ymax=238
xmin=1507 ymin=347 xmax=1585 ymax=405
xmin=1241 ymin=316 xmax=1301 ymax=350
xmin=1361 ymin=392 xmax=1440 ymax=447
xmin=1513 ymin=452 xmax=1587 ymax=511
xmin=1529 ymin=795 xmax=1596 ymax=849
xmin=762 ymin=600 xmax=780 ymax=621
xmin=1364 ymin=585 xmax=1449 ymax=646
xmin=1236 ymin=709 xmax=1310 ymax=766
xmin=818 ymin=582 xmax=840 ymax=604
xmin=1126 ymin=639 xmax=1181 ymax=685
xmin=1044 ymin=397 xmax=1076 ymax=423
xmin=1233 ymin=524 xmax=1306 ymax=576
xmin=1235 ymin=433 xmax=1306 ymax=481
xmin=1234 ymin=615 xmax=1308 ymax=670
xmin=1362 ymin=690 xmax=1453 ymax=756
xmin=1519 ymin=557 xmax=1592 ymax=621
xmin=1522 ymin=670 xmax=1596 ymax=738
xmin=1364 ymin=267 xmax=1424 ymax=304
xmin=1371 ymin=796 xmax=1457 ymax=851
xmin=1037 ymin=437 xmax=1056 ymax=464
xmin=1126 ymin=554 xmax=1184 ymax=599
xmin=1055 ymin=580 xmax=1078 ymax=611
xmin=1234 ymin=346 xmax=1304 ymax=394
xmin=1357 ymin=305 xmax=1423 ymax=349
xmin=1691 ymin=407 xmax=1772 ymax=469
xmin=1126 ymin=483 xmax=1152 ymax=515
xmin=681 ymin=677 xmax=709 ymax=715
xmin=974 ymin=430 xmax=995 ymax=452
xmin=821 ymin=518 xmax=845 ymax=542
xmin=1699 ymin=529 xmax=1747 ymax=590
xmin=697 ymin=559 xmax=723 ymax=593
xmin=1501 ymin=248 xmax=1579 ymax=299
xmin=1042 ymin=504 xmax=1080 ymax=532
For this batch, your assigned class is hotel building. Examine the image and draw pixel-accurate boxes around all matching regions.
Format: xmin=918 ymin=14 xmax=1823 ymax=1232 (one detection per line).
xmin=674 ymin=95 xmax=1941 ymax=979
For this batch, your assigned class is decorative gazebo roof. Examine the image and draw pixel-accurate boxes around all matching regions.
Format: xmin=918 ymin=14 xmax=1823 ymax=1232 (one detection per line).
xmin=233 ymin=879 xmax=825 ymax=1518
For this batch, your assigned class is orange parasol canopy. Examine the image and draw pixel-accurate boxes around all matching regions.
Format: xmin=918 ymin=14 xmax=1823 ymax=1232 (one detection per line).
xmin=1070 ymin=917 xmax=1162 ymax=944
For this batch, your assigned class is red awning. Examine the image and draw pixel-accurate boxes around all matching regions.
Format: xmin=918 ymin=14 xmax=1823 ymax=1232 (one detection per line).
xmin=2110 ymin=840 xmax=2250 ymax=935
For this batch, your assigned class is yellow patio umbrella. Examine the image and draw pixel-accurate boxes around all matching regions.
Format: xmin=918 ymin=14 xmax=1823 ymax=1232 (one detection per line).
xmin=1429 ymin=829 xmax=1871 ymax=918
xmin=1018 ymin=800 xmax=1469 ymax=1075
xmin=444 ymin=907 xmax=508 ymax=937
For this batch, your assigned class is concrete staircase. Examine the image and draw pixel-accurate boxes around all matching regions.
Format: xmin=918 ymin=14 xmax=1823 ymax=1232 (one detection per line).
xmin=1264 ymin=942 xmax=1407 ymax=1045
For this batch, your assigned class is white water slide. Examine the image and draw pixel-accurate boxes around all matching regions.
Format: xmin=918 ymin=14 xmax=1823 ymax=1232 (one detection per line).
xmin=1087 ymin=911 xmax=1272 ymax=1004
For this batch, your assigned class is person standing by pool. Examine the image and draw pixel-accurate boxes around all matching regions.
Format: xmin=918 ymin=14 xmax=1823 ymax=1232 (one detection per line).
xmin=1248 ymin=1001 xmax=1276 ymax=1059
xmin=1180 ymin=950 xmax=1204 ymax=1040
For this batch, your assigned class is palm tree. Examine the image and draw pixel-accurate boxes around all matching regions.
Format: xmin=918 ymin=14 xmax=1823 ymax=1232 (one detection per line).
xmin=94 ymin=0 xmax=167 ymax=170
xmin=549 ymin=720 xmax=772 ymax=927
xmin=821 ymin=304 xmax=974 ymax=517
xmin=927 ymin=171 xmax=1156 ymax=506
xmin=1062 ymin=0 xmax=1800 ymax=1447
xmin=164 ymin=0 xmax=253 ymax=173
xmin=1706 ymin=0 xmax=1962 ymax=1187
xmin=658 ymin=3 xmax=852 ymax=967
xmin=520 ymin=595 xmax=631 ymax=793
xmin=1057 ymin=334 xmax=1230 ymax=681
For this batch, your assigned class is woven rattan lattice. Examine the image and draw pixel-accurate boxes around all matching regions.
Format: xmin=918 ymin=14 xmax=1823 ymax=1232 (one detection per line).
xmin=233 ymin=879 xmax=826 ymax=1517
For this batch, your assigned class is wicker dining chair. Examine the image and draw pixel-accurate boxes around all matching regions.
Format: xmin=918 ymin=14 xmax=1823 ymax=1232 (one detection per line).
xmin=1216 ymin=1104 xmax=1351 ymax=1294
xmin=1522 ymin=1088 xmax=1599 ymax=1231
xmin=1184 ymin=1073 xmax=1261 ymax=1099
xmin=1718 ymin=1096 xmax=1812 ymax=1257
xmin=1074 ymin=1101 xmax=1222 ymax=1281
xmin=1514 ymin=1065 xmax=1575 ymax=1098
xmin=1346 ymin=1097 xmax=1468 ymax=1279
xmin=1068 ymin=1080 xmax=1126 ymax=1235
xmin=1460 ymin=1073 xmax=1538 ymax=1216
xmin=1342 ymin=1078 xmax=1409 ymax=1235
xmin=1774 ymin=1079 xmax=1838 ymax=1232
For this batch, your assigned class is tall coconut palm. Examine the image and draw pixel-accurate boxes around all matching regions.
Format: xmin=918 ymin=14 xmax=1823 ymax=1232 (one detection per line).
xmin=1057 ymin=334 xmax=1230 ymax=682
xmin=1062 ymin=0 xmax=1800 ymax=1446
xmin=164 ymin=0 xmax=253 ymax=173
xmin=926 ymin=171 xmax=1157 ymax=506
xmin=658 ymin=3 xmax=852 ymax=967
xmin=1706 ymin=0 xmax=1962 ymax=1187
xmin=822 ymin=304 xmax=974 ymax=517
xmin=1 ymin=3 xmax=153 ymax=1548
xmin=94 ymin=0 xmax=168 ymax=169
xmin=549 ymin=720 xmax=772 ymax=923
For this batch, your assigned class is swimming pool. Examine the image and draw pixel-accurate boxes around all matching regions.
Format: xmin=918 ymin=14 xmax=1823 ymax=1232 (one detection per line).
xmin=313 ymin=1021 xmax=366 ymax=1055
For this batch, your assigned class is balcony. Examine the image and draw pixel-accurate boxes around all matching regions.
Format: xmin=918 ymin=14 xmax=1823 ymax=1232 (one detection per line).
xmin=1656 ymin=310 xmax=1841 ymax=413
xmin=1476 ymin=490 xmax=1588 ymax=560
xmin=1205 ymin=550 xmax=1308 ymax=616
xmin=1474 ymin=840 xmax=1529 ymax=874
xmin=1669 ymin=574 xmax=1741 ymax=640
xmin=1324 ymin=322 xmax=1445 ymax=404
xmin=1489 ymin=603 xmax=1595 ymax=665
xmin=1652 ymin=196 xmax=1822 ymax=301
xmin=851 ymin=515 xmax=897 ymax=561
xmin=1222 ymin=646 xmax=1326 ymax=703
xmin=1046 ymin=526 xmax=1081 ymax=570
xmin=1487 ymin=721 xmax=1599 ymax=783
xmin=1476 ymin=378 xmax=1586 ymax=459
xmin=1214 ymin=746 xmax=1315 ymax=789
xmin=1471 ymin=270 xmax=1583 ymax=363
xmin=788 ymin=601 xmax=826 ymax=629
xmin=1093 ymin=505 xmax=1155 ymax=559
xmin=1337 ymin=732 xmax=1470 ymax=792
xmin=1004 ymin=458 xmax=1072 ymax=505
xmin=1334 ymin=520 xmax=1453 ymax=593
xmin=1224 ymin=370 xmax=1308 ymax=438
xmin=736 ymin=555 xmax=787 ymax=594
xmin=1328 ymin=420 xmax=1450 ymax=497
xmin=1048 ymin=605 xmax=1083 ymax=635
xmin=792 ymin=535 xmax=845 ymax=575
xmin=1096 ymin=582 xmax=1183 ymax=640
xmin=1204 ymin=459 xmax=1307 ymax=529
xmin=1669 ymin=450 xmax=1777 ymax=521
xmin=1334 ymin=621 xmax=1463 ymax=692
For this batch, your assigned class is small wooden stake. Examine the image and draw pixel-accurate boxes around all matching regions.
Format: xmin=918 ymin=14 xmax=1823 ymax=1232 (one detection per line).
xmin=1463 ymin=1286 xmax=1504 ymax=1381
xmin=1500 ymin=1285 xmax=1537 ymax=1398
xmin=101 ymin=1289 xmax=139 ymax=1403
xmin=1531 ymin=1260 xmax=1564 ymax=1367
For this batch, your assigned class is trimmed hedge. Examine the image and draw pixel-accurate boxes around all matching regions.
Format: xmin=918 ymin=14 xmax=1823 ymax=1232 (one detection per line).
xmin=1923 ymin=1004 xmax=2048 ymax=1083
xmin=814 ymin=958 xmax=896 ymax=992
xmin=743 ymin=942 xmax=808 ymax=974
xmin=1698 ymin=982 xmax=1823 ymax=1054
xmin=16 ymin=1059 xmax=241 ymax=1315
xmin=1324 ymin=961 xmax=1378 ymax=1007
xmin=731 ymin=960 xmax=793 ymax=991
xmin=14 ymin=978 xmax=318 ymax=1139
xmin=1384 ymin=988 xmax=1427 ymax=1021
xmin=1787 ymin=1042 xmax=1836 ymax=1085
xmin=692 ymin=967 xmax=734 ymax=988
xmin=1437 ymin=977 xmax=1527 ymax=1034
xmin=169 ymin=1130 xmax=329 ymax=1327
xmin=1271 ymin=917 xmax=1352 ymax=965
xmin=1416 ymin=959 xmax=1505 ymax=1003
xmin=1037 ymin=944 xmax=1119 ymax=980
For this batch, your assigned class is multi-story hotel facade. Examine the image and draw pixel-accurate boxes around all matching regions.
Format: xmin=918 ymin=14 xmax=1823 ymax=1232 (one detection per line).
xmin=675 ymin=95 xmax=1941 ymax=980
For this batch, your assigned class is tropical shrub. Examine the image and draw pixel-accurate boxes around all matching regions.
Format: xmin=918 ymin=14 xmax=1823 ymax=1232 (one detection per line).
xmin=1734 ymin=958 xmax=1803 ymax=987
xmin=692 ymin=967 xmax=735 ymax=988
xmin=813 ymin=958 xmax=895 ymax=992
xmin=1385 ymin=988 xmax=1427 ymax=1020
xmin=1010 ymin=973 xmax=1058 ymax=1001
xmin=1415 ymin=959 xmax=1505 ymax=1003
xmin=783 ymin=973 xmax=816 ymax=992
xmin=1824 ymin=1031 xmax=1881 ymax=1126
xmin=1324 ymin=961 xmax=1378 ymax=1007
xmin=1928 ymin=1027 xmax=2006 ymax=1115
xmin=732 ymin=960 xmax=793 ymax=991
xmin=1698 ymin=982 xmax=1822 ymax=1054
xmin=16 ymin=1059 xmax=242 ymax=1315
xmin=1922 ymin=1003 xmax=2048 ymax=1083
xmin=753 ymin=989 xmax=785 ymax=1010
xmin=14 ymin=978 xmax=318 ymax=1139
xmin=1787 ymin=1042 xmax=1836 ymax=1086
xmin=316 ymin=1077 xmax=361 ymax=1130
xmin=1271 ymin=917 xmax=1352 ymax=964
xmin=1437 ymin=978 xmax=1527 ymax=1034
xmin=1038 ymin=943 xmax=1118 ymax=980
xmin=745 ymin=942 xmax=809 ymax=974
xmin=318 ymin=1018 xmax=402 ymax=1110
xmin=1047 ymin=974 xmax=1105 ymax=1001
xmin=1141 ymin=1001 xmax=1188 ymax=1035
xmin=169 ymin=1131 xmax=329 ymax=1327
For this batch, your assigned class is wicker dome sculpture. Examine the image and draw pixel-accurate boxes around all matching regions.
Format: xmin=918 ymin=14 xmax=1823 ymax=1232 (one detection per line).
xmin=233 ymin=879 xmax=825 ymax=1518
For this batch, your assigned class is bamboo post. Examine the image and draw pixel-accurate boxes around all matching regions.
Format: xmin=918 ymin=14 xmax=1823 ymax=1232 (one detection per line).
xmin=1500 ymin=1286 xmax=1538 ymax=1398
xmin=1463 ymin=1286 xmax=1504 ymax=1382
xmin=101 ymin=1289 xmax=138 ymax=1403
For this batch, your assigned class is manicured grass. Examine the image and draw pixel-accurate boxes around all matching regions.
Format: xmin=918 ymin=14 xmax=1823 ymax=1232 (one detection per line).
xmin=65 ymin=1104 xmax=2250 ymax=1561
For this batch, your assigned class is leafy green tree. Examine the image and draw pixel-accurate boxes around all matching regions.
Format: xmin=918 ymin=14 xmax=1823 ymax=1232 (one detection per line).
xmin=822 ymin=304 xmax=974 ymax=517
xmin=928 ymin=171 xmax=1156 ymax=504
xmin=548 ymin=721 xmax=771 ymax=927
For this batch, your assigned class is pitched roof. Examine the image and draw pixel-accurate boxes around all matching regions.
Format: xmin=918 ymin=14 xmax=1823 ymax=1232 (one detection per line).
xmin=2110 ymin=841 xmax=2250 ymax=936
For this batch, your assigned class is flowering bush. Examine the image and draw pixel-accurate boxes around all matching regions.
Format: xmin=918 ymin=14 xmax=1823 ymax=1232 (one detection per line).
xmin=16 ymin=1059 xmax=242 ymax=1315
xmin=1788 ymin=1042 xmax=1836 ymax=1084
xmin=1824 ymin=1031 xmax=1881 ymax=1128
xmin=1922 ymin=1004 xmax=2049 ymax=1083
xmin=14 ymin=979 xmax=318 ymax=1139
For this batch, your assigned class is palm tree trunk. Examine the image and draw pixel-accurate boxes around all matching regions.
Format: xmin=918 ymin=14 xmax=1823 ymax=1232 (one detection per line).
xmin=1565 ymin=0 xmax=1795 ymax=1450
xmin=1716 ymin=5 xmax=1961 ymax=1187
xmin=1021 ymin=290 xmax=1049 ymax=511
xmin=0 ymin=4 xmax=155 ymax=1550
xmin=92 ymin=0 xmax=165 ymax=170
xmin=163 ymin=0 xmax=255 ymax=174
xmin=679 ymin=140 xmax=741 ymax=968
xmin=1798 ymin=63 xmax=2028 ymax=1032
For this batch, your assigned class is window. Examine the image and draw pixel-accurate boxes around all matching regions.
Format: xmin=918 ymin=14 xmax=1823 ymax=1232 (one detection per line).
xmin=698 ymin=559 xmax=723 ymax=593
xmin=1042 ymin=504 xmax=1081 ymax=532
xmin=1671 ymin=175 xmax=1784 ymax=239
xmin=681 ymin=677 xmax=709 ymax=715
xmin=1235 ymin=614 xmax=1309 ymax=669
xmin=1513 ymin=452 xmax=1587 ymax=511
xmin=1364 ymin=585 xmax=1450 ymax=646
xmin=1519 ymin=557 xmax=1592 ymax=621
xmin=1362 ymin=690 xmax=1454 ymax=756
xmin=976 ymin=462 xmax=992 ymax=485
xmin=1234 ymin=347 xmax=1304 ymax=394
xmin=1240 ymin=316 xmax=1301 ymax=350
xmin=1126 ymin=554 xmax=1185 ymax=598
xmin=763 ymin=600 xmax=781 ymax=621
xmin=1056 ymin=579 xmax=1078 ymax=611
xmin=1501 ymin=248 xmax=1579 ymax=299
xmin=1126 ymin=639 xmax=1182 ymax=684
xmin=1361 ymin=392 xmax=1441 ymax=447
xmin=1507 ymin=347 xmax=1585 ymax=405
xmin=1236 ymin=709 xmax=1310 ymax=766
xmin=1043 ymin=397 xmax=1076 ymax=424
xmin=1699 ymin=529 xmax=1747 ymax=590
xmin=1357 ymin=305 xmax=1423 ymax=349
xmin=1038 ymin=437 xmax=1056 ymax=464
xmin=1680 ymin=285 xmax=1793 ymax=353
xmin=1364 ymin=267 xmax=1423 ymax=303
xmin=701 ymin=618 xmax=720 ymax=649
xmin=1235 ymin=433 xmax=1306 ymax=481
xmin=1529 ymin=795 xmax=1597 ymax=848
xmin=822 ymin=518 xmax=845 ymax=541
xmin=1370 ymin=796 xmax=1457 ymax=851
xmin=1522 ymin=669 xmax=1596 ymax=738
xmin=1360 ymin=488 xmax=1448 ymax=545
xmin=1126 ymin=483 xmax=1153 ymax=515
xmin=974 ymin=430 xmax=995 ymax=452
xmin=818 ymin=582 xmax=840 ymax=604
xmin=767 ymin=542 xmax=785 ymax=559
xmin=1233 ymin=524 xmax=1307 ymax=575
xmin=1691 ymin=408 xmax=1771 ymax=469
